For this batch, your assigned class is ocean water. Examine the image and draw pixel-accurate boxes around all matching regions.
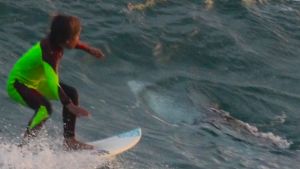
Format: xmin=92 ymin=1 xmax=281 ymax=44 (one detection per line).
xmin=1 ymin=0 xmax=300 ymax=168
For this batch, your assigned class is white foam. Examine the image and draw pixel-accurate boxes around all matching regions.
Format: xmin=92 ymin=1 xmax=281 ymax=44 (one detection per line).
xmin=243 ymin=122 xmax=291 ymax=149
xmin=127 ymin=80 xmax=150 ymax=95
xmin=0 ymin=136 xmax=111 ymax=169
xmin=209 ymin=108 xmax=292 ymax=149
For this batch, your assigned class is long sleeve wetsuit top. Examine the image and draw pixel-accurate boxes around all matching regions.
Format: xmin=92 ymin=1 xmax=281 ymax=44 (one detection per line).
xmin=7 ymin=39 xmax=72 ymax=105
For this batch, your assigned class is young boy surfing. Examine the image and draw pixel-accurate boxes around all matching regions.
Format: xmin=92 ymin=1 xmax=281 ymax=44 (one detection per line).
xmin=6 ymin=14 xmax=105 ymax=150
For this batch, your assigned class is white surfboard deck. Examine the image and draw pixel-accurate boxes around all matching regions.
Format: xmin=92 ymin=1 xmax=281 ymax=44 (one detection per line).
xmin=87 ymin=128 xmax=142 ymax=158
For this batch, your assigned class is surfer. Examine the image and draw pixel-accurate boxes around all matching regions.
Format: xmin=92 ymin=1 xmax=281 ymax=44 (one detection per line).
xmin=6 ymin=14 xmax=105 ymax=150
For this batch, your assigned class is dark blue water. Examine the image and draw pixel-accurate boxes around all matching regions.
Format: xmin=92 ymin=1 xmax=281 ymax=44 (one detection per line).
xmin=1 ymin=0 xmax=300 ymax=168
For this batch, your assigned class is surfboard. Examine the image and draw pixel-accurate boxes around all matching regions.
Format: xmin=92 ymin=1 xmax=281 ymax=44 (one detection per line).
xmin=87 ymin=128 xmax=142 ymax=158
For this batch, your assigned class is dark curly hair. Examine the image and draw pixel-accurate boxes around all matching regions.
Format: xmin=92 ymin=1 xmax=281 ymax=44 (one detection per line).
xmin=49 ymin=14 xmax=81 ymax=45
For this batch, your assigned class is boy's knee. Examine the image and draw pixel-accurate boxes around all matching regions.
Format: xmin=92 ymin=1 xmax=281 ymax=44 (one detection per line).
xmin=67 ymin=87 xmax=79 ymax=105
xmin=29 ymin=104 xmax=52 ymax=130
xmin=46 ymin=105 xmax=53 ymax=116
xmin=42 ymin=101 xmax=52 ymax=116
xmin=61 ymin=84 xmax=79 ymax=105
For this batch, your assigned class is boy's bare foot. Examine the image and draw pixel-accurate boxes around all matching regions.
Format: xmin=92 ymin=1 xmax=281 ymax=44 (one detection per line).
xmin=63 ymin=137 xmax=94 ymax=151
xmin=18 ymin=128 xmax=40 ymax=147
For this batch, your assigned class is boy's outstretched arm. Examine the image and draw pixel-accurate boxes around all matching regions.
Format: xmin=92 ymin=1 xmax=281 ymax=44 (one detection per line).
xmin=75 ymin=41 xmax=105 ymax=59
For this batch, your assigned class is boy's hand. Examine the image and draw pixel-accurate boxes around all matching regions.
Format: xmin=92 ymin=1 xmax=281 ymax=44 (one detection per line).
xmin=75 ymin=41 xmax=105 ymax=59
xmin=66 ymin=102 xmax=91 ymax=117
xmin=89 ymin=47 xmax=105 ymax=60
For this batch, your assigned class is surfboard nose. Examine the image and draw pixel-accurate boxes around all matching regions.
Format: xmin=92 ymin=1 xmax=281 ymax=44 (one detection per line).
xmin=119 ymin=128 xmax=142 ymax=138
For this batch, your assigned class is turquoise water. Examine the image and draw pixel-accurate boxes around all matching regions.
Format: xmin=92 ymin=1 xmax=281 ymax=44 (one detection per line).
xmin=1 ymin=0 xmax=300 ymax=168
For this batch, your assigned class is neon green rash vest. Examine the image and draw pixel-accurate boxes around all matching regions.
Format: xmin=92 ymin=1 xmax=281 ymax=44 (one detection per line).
xmin=7 ymin=42 xmax=60 ymax=105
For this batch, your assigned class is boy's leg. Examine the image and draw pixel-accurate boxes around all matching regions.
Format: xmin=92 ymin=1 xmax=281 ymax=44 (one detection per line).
xmin=13 ymin=80 xmax=52 ymax=138
xmin=60 ymin=83 xmax=78 ymax=138
xmin=60 ymin=83 xmax=93 ymax=150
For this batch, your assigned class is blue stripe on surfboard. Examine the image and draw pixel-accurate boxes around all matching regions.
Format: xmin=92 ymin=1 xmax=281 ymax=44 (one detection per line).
xmin=118 ymin=128 xmax=141 ymax=138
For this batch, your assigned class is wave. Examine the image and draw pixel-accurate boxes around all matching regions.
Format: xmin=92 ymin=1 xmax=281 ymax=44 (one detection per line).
xmin=206 ymin=108 xmax=291 ymax=149
xmin=0 ymin=132 xmax=114 ymax=169
xmin=128 ymin=79 xmax=291 ymax=149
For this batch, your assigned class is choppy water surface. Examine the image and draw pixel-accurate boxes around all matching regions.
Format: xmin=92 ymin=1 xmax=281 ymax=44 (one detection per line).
xmin=1 ymin=0 xmax=300 ymax=168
